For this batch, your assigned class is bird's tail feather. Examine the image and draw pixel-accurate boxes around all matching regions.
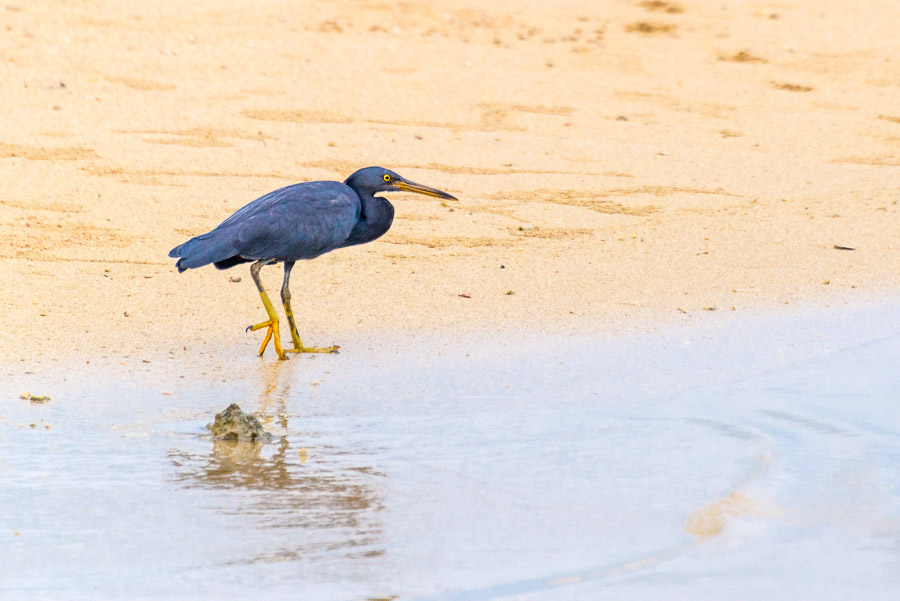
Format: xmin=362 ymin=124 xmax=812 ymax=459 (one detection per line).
xmin=169 ymin=229 xmax=241 ymax=273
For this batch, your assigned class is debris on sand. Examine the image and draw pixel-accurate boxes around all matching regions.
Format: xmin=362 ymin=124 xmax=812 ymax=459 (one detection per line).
xmin=20 ymin=392 xmax=51 ymax=403
xmin=208 ymin=403 xmax=273 ymax=443
xmin=772 ymin=82 xmax=813 ymax=92
xmin=719 ymin=51 xmax=767 ymax=63
xmin=625 ymin=21 xmax=677 ymax=34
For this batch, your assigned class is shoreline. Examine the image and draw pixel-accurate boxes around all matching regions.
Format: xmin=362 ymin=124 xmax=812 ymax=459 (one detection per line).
xmin=5 ymin=293 xmax=899 ymax=392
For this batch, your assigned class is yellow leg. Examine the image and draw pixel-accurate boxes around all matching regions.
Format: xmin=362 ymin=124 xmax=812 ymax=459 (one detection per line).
xmin=280 ymin=261 xmax=339 ymax=354
xmin=247 ymin=261 xmax=287 ymax=360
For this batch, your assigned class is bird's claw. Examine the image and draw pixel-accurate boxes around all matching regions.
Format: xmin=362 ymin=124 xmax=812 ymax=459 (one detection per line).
xmin=246 ymin=319 xmax=287 ymax=360
xmin=246 ymin=320 xmax=271 ymax=333
xmin=284 ymin=345 xmax=340 ymax=354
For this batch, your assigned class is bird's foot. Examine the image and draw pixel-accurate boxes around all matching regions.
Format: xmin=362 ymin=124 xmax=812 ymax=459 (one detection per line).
xmin=284 ymin=344 xmax=340 ymax=355
xmin=246 ymin=320 xmax=287 ymax=360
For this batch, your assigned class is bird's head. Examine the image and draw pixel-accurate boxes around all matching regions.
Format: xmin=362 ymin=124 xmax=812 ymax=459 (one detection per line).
xmin=345 ymin=166 xmax=457 ymax=200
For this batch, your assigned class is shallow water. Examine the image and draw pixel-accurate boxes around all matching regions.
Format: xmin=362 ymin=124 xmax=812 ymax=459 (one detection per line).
xmin=2 ymin=303 xmax=899 ymax=600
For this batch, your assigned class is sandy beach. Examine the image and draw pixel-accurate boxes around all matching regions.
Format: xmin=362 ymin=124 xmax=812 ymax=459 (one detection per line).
xmin=1 ymin=0 xmax=898 ymax=365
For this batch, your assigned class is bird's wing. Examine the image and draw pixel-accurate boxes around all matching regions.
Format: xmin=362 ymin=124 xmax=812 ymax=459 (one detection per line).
xmin=230 ymin=181 xmax=361 ymax=261
xmin=214 ymin=182 xmax=316 ymax=230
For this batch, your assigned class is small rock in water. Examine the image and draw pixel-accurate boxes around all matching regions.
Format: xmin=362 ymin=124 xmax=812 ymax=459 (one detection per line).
xmin=208 ymin=403 xmax=272 ymax=443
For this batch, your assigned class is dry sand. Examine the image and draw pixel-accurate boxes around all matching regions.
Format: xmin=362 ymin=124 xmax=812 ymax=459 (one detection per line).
xmin=1 ymin=0 xmax=898 ymax=366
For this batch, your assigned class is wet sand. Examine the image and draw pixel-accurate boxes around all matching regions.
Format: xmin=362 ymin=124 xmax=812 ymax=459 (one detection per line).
xmin=1 ymin=0 xmax=899 ymax=366
xmin=2 ymin=303 xmax=899 ymax=599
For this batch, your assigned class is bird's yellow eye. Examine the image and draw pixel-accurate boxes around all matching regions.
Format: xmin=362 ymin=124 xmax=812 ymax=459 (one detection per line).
xmin=383 ymin=174 xmax=391 ymax=182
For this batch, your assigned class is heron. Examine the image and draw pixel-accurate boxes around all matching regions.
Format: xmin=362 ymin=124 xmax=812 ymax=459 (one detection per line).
xmin=169 ymin=166 xmax=457 ymax=359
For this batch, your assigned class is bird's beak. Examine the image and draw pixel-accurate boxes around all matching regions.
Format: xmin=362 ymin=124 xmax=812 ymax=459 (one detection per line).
xmin=395 ymin=179 xmax=458 ymax=201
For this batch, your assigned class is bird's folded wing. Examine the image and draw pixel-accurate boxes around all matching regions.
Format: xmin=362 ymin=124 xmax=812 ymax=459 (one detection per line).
xmin=231 ymin=187 xmax=360 ymax=261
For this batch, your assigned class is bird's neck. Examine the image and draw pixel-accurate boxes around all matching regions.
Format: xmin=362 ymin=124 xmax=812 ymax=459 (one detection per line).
xmin=340 ymin=193 xmax=395 ymax=248
xmin=358 ymin=193 xmax=394 ymax=239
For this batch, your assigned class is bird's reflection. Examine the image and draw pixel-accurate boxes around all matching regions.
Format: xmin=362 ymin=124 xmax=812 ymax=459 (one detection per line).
xmin=168 ymin=360 xmax=385 ymax=563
